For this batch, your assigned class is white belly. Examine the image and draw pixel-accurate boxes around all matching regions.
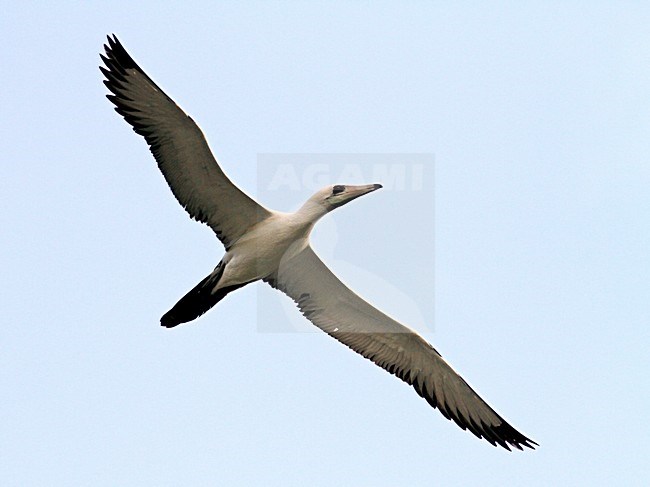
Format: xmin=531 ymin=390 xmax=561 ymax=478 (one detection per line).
xmin=217 ymin=213 xmax=311 ymax=288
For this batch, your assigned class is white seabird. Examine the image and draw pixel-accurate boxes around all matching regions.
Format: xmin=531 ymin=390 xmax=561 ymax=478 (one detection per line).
xmin=101 ymin=35 xmax=537 ymax=451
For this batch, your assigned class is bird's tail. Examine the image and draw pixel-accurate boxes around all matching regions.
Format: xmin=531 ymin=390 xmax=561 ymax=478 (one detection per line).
xmin=160 ymin=261 xmax=247 ymax=328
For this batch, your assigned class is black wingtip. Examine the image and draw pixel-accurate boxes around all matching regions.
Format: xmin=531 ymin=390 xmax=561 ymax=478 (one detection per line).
xmin=491 ymin=422 xmax=538 ymax=451
xmin=102 ymin=34 xmax=119 ymax=57
xmin=102 ymin=34 xmax=141 ymax=72
xmin=410 ymin=371 xmax=536 ymax=451
xmin=106 ymin=34 xmax=121 ymax=51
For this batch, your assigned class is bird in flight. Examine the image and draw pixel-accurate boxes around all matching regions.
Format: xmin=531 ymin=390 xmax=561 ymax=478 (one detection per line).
xmin=100 ymin=34 xmax=537 ymax=451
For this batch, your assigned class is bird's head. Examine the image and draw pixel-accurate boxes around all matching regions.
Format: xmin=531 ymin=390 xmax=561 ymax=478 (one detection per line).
xmin=321 ymin=183 xmax=383 ymax=211
xmin=298 ymin=183 xmax=383 ymax=221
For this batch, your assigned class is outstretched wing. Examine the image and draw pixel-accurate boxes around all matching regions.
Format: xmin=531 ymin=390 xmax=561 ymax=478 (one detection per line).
xmin=100 ymin=35 xmax=271 ymax=249
xmin=265 ymin=245 xmax=536 ymax=451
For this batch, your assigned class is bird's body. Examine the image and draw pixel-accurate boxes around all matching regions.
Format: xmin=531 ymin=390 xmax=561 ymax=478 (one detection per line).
xmin=219 ymin=211 xmax=309 ymax=288
xmin=101 ymin=35 xmax=537 ymax=451
xmin=218 ymin=187 xmax=377 ymax=288
xmin=159 ymin=210 xmax=313 ymax=327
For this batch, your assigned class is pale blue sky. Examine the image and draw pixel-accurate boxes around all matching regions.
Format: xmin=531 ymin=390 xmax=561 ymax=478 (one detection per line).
xmin=2 ymin=2 xmax=650 ymax=485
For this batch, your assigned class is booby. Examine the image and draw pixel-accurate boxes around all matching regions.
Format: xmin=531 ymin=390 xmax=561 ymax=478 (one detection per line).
xmin=101 ymin=35 xmax=537 ymax=451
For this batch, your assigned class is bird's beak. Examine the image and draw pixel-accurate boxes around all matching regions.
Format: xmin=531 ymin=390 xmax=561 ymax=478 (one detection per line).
xmin=328 ymin=184 xmax=382 ymax=210
xmin=336 ymin=183 xmax=383 ymax=207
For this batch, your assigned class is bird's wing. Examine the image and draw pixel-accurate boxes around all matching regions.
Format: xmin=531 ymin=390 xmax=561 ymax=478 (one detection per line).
xmin=265 ymin=244 xmax=536 ymax=451
xmin=100 ymin=35 xmax=271 ymax=249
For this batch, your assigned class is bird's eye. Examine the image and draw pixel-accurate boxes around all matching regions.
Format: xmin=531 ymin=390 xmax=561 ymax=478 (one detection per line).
xmin=332 ymin=185 xmax=345 ymax=195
